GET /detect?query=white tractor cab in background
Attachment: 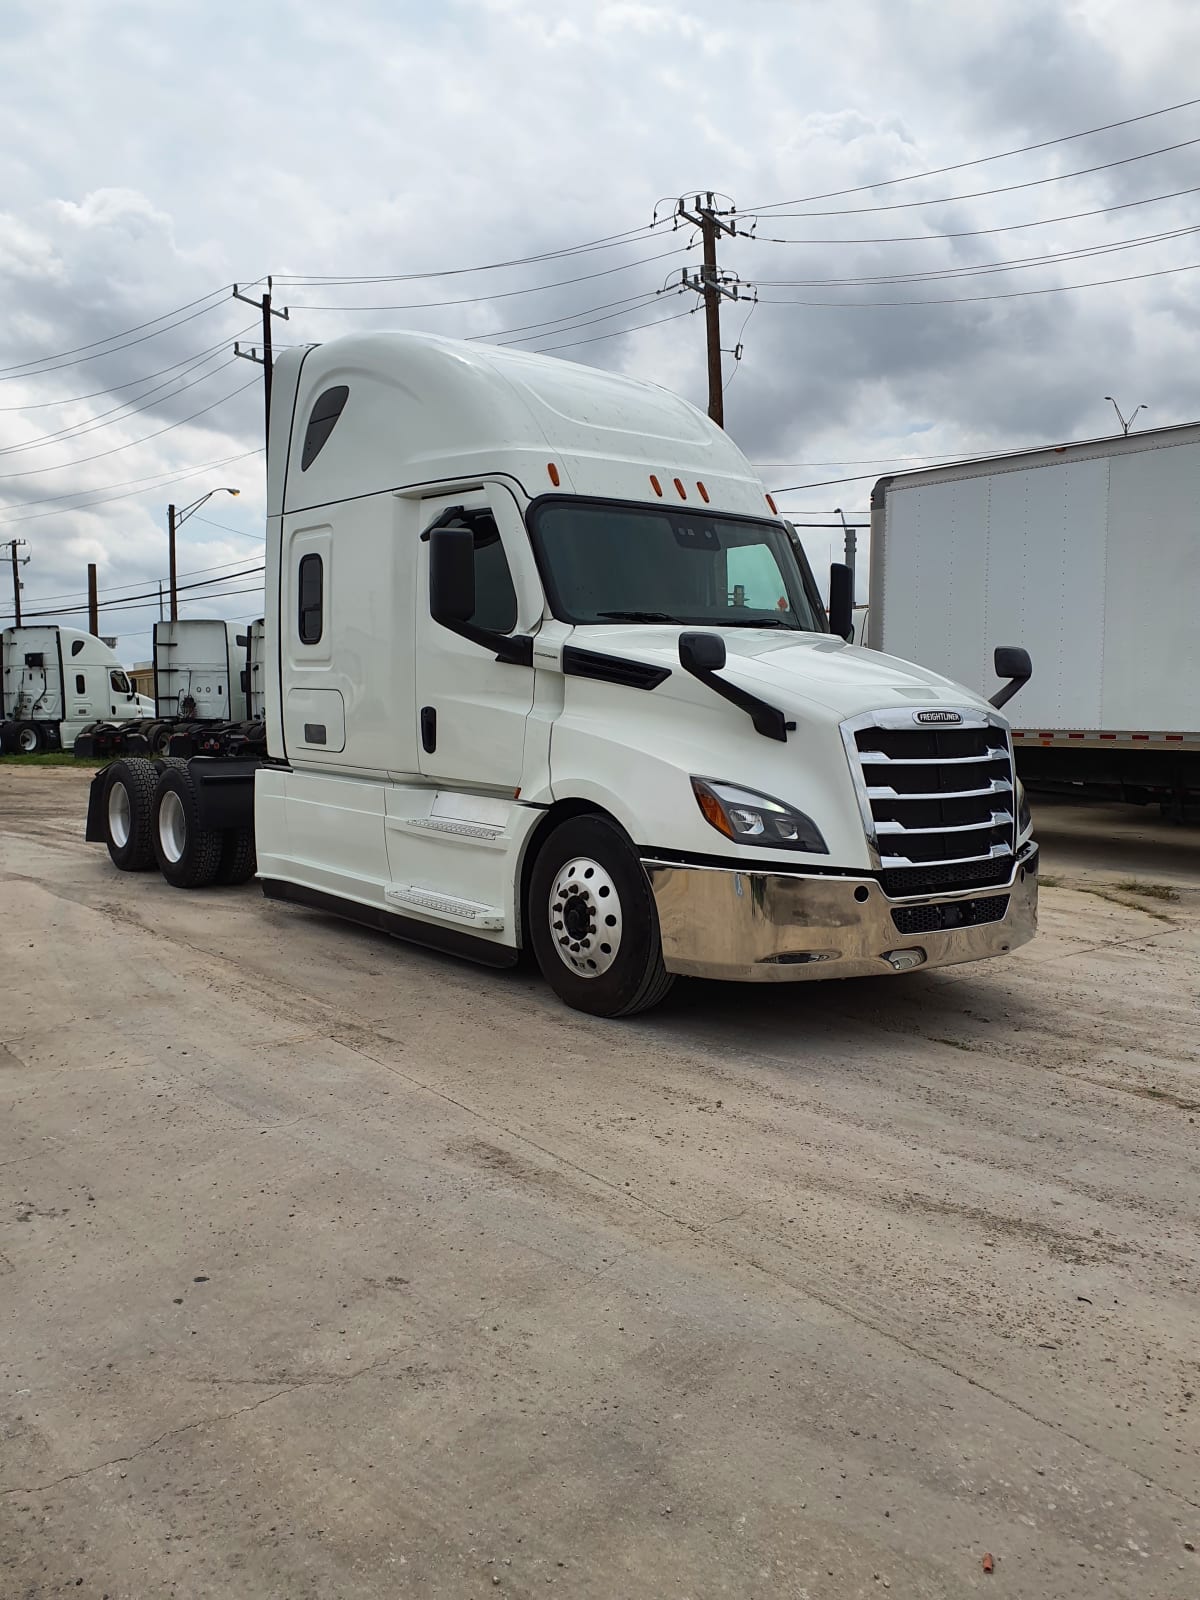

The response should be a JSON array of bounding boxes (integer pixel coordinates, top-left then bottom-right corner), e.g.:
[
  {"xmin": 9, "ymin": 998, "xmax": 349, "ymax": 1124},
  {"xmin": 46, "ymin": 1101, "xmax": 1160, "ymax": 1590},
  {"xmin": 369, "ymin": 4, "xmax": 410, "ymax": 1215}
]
[
  {"xmin": 246, "ymin": 618, "xmax": 266, "ymax": 722},
  {"xmin": 1, "ymin": 626, "xmax": 152, "ymax": 755},
  {"xmin": 86, "ymin": 331, "xmax": 1038, "ymax": 1017},
  {"xmin": 74, "ymin": 617, "xmax": 267, "ymax": 761}
]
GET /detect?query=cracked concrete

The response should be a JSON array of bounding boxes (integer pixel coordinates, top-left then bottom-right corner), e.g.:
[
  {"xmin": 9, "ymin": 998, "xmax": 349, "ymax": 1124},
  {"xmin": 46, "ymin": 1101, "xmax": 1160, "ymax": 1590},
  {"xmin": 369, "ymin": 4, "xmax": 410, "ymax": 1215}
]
[{"xmin": 1, "ymin": 768, "xmax": 1198, "ymax": 1599}]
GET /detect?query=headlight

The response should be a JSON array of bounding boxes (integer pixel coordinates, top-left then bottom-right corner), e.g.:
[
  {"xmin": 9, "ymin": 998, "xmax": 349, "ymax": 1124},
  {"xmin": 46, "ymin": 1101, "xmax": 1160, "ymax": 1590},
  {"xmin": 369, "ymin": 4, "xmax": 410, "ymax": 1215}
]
[
  {"xmin": 1016, "ymin": 776, "xmax": 1031, "ymax": 836},
  {"xmin": 691, "ymin": 776, "xmax": 828, "ymax": 853}
]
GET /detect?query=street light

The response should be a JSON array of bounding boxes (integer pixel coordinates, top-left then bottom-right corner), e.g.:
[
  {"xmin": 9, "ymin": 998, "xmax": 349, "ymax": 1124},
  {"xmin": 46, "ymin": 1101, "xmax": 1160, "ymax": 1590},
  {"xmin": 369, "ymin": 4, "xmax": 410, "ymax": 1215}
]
[
  {"xmin": 1104, "ymin": 397, "xmax": 1148, "ymax": 437},
  {"xmin": 167, "ymin": 488, "xmax": 241, "ymax": 621}
]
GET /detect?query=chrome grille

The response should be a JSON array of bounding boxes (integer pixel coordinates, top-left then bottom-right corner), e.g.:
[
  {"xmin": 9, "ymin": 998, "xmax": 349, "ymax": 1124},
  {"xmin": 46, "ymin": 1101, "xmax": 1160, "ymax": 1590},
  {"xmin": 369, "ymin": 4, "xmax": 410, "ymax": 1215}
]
[{"xmin": 843, "ymin": 710, "xmax": 1017, "ymax": 877}]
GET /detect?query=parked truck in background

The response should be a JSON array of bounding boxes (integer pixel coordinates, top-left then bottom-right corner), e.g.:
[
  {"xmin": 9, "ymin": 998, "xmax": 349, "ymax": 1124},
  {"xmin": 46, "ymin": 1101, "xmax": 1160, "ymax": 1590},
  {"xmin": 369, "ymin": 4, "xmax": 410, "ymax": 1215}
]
[
  {"xmin": 75, "ymin": 617, "xmax": 266, "ymax": 760},
  {"xmin": 868, "ymin": 423, "xmax": 1200, "ymax": 815},
  {"xmin": 84, "ymin": 330, "xmax": 1038, "ymax": 1016},
  {"xmin": 1, "ymin": 625, "xmax": 153, "ymax": 754}
]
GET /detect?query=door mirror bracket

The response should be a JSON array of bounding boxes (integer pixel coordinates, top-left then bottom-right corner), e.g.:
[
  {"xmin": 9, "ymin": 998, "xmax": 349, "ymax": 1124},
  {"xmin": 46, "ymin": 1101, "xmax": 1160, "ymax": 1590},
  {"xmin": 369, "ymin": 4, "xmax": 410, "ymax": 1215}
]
[{"xmin": 427, "ymin": 521, "xmax": 533, "ymax": 666}]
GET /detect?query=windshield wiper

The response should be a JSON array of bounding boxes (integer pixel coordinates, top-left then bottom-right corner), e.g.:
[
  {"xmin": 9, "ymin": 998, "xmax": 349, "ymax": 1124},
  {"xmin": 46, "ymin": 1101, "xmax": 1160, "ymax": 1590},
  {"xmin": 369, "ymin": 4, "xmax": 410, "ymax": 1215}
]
[
  {"xmin": 721, "ymin": 616, "xmax": 800, "ymax": 629},
  {"xmin": 595, "ymin": 609, "xmax": 682, "ymax": 623}
]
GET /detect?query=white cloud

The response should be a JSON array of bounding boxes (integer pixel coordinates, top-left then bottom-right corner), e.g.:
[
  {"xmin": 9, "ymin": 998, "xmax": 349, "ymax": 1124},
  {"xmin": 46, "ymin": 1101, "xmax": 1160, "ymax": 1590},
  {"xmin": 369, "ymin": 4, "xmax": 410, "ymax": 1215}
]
[{"xmin": 0, "ymin": 0, "xmax": 1197, "ymax": 650}]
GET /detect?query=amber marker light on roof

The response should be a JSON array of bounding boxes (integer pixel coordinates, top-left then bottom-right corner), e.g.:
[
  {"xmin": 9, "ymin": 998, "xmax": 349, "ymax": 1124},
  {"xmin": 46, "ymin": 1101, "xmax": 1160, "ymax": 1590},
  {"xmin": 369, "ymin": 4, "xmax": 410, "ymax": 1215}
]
[
  {"xmin": 696, "ymin": 481, "xmax": 710, "ymax": 503},
  {"xmin": 674, "ymin": 477, "xmax": 687, "ymax": 499},
  {"xmin": 765, "ymin": 494, "xmax": 778, "ymax": 514},
  {"xmin": 650, "ymin": 474, "xmax": 663, "ymax": 496},
  {"xmin": 547, "ymin": 462, "xmax": 560, "ymax": 485}
]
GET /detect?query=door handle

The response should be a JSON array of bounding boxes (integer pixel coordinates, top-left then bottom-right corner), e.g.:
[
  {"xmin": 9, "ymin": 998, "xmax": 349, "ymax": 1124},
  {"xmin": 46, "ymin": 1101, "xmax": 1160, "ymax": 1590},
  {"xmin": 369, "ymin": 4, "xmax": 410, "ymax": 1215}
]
[{"xmin": 420, "ymin": 705, "xmax": 437, "ymax": 754}]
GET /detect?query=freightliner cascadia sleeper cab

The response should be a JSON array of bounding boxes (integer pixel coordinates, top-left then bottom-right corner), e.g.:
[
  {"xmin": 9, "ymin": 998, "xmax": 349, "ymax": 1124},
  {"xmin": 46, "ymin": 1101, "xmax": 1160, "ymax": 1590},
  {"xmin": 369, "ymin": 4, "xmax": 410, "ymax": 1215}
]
[{"xmin": 86, "ymin": 332, "xmax": 1037, "ymax": 1016}]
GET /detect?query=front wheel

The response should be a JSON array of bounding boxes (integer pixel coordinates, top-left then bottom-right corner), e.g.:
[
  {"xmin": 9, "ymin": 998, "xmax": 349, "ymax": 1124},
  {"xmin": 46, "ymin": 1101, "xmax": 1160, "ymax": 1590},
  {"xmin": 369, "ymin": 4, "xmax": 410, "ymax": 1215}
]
[
  {"xmin": 15, "ymin": 723, "xmax": 45, "ymax": 755},
  {"xmin": 528, "ymin": 815, "xmax": 675, "ymax": 1018}
]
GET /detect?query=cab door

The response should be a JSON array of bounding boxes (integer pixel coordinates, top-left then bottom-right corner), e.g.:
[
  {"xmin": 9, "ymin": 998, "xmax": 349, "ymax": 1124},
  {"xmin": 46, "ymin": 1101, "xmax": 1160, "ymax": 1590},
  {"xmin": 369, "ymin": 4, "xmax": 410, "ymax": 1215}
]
[{"xmin": 413, "ymin": 488, "xmax": 536, "ymax": 792}]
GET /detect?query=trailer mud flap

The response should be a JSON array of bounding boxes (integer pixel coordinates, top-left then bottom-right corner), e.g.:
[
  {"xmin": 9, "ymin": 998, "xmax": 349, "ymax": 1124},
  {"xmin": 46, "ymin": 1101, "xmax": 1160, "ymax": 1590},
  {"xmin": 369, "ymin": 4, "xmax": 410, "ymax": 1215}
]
[{"xmin": 85, "ymin": 768, "xmax": 110, "ymax": 842}]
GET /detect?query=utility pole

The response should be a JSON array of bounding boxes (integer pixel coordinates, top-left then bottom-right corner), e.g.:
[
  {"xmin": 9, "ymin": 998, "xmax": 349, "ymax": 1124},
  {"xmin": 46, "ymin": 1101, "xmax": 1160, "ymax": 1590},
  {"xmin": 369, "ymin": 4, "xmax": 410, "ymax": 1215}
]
[
  {"xmin": 158, "ymin": 580, "xmax": 164, "ymax": 622},
  {"xmin": 675, "ymin": 193, "xmax": 747, "ymax": 428},
  {"xmin": 87, "ymin": 563, "xmax": 99, "ymax": 637},
  {"xmin": 167, "ymin": 503, "xmax": 179, "ymax": 622},
  {"xmin": 4, "ymin": 538, "xmax": 28, "ymax": 625},
  {"xmin": 234, "ymin": 276, "xmax": 290, "ymax": 444}
]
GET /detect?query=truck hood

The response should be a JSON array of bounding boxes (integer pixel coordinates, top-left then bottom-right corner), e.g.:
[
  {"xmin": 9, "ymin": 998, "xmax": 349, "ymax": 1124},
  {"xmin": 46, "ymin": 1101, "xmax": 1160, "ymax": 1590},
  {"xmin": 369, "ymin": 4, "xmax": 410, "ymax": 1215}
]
[{"xmin": 570, "ymin": 625, "xmax": 997, "ymax": 723}]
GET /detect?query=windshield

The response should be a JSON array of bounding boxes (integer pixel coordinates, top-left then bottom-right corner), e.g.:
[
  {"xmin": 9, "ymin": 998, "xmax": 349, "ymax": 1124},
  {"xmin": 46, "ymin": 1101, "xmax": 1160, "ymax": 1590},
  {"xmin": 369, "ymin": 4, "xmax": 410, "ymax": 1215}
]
[{"xmin": 529, "ymin": 500, "xmax": 825, "ymax": 632}]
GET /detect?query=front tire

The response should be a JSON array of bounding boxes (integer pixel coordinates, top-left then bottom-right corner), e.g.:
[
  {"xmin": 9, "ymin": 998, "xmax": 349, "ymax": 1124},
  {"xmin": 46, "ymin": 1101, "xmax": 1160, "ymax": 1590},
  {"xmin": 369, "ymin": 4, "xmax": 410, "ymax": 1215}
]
[
  {"xmin": 152, "ymin": 767, "xmax": 223, "ymax": 888},
  {"xmin": 15, "ymin": 723, "xmax": 45, "ymax": 755},
  {"xmin": 528, "ymin": 815, "xmax": 674, "ymax": 1018},
  {"xmin": 102, "ymin": 758, "xmax": 159, "ymax": 870}
]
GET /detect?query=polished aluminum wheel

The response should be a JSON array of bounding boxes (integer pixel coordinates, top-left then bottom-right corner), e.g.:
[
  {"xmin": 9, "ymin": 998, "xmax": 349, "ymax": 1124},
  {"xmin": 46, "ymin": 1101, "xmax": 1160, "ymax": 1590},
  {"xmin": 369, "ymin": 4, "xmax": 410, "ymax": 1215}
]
[
  {"xmin": 548, "ymin": 856, "xmax": 623, "ymax": 977},
  {"xmin": 158, "ymin": 789, "xmax": 187, "ymax": 864},
  {"xmin": 107, "ymin": 781, "xmax": 131, "ymax": 848}
]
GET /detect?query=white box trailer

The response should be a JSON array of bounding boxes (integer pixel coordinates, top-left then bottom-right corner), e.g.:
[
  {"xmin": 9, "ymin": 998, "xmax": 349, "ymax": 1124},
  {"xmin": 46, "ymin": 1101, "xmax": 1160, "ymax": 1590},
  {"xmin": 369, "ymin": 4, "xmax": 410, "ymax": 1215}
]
[
  {"xmin": 1, "ymin": 626, "xmax": 152, "ymax": 754},
  {"xmin": 84, "ymin": 330, "xmax": 1038, "ymax": 1017},
  {"xmin": 868, "ymin": 423, "xmax": 1200, "ymax": 811}
]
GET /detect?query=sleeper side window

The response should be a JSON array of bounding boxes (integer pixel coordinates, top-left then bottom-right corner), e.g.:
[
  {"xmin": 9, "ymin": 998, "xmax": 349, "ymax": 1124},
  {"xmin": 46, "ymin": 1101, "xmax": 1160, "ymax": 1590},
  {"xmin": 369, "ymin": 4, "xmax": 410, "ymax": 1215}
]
[
  {"xmin": 470, "ymin": 516, "xmax": 518, "ymax": 634},
  {"xmin": 298, "ymin": 553, "xmax": 323, "ymax": 643},
  {"xmin": 75, "ymin": 674, "xmax": 86, "ymax": 694},
  {"xmin": 300, "ymin": 385, "xmax": 350, "ymax": 470}
]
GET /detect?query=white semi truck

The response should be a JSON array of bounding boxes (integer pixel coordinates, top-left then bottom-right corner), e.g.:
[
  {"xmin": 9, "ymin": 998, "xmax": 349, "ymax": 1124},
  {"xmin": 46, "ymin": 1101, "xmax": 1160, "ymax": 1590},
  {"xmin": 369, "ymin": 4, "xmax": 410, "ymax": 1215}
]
[
  {"xmin": 868, "ymin": 423, "xmax": 1200, "ymax": 814},
  {"xmin": 85, "ymin": 331, "xmax": 1038, "ymax": 1016},
  {"xmin": 1, "ymin": 625, "xmax": 153, "ymax": 754},
  {"xmin": 75, "ymin": 617, "xmax": 267, "ymax": 761}
]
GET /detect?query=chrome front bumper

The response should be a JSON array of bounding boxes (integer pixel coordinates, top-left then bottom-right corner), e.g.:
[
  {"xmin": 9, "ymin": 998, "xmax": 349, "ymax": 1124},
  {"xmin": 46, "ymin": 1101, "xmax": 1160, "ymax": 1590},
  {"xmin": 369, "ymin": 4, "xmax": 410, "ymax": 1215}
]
[{"xmin": 643, "ymin": 843, "xmax": 1038, "ymax": 983}]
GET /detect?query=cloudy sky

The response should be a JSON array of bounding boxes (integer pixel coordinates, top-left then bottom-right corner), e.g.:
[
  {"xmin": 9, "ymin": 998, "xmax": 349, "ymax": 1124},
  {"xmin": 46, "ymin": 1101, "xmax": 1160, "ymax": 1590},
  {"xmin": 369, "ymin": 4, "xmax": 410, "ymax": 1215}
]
[{"xmin": 2, "ymin": 0, "xmax": 1197, "ymax": 657}]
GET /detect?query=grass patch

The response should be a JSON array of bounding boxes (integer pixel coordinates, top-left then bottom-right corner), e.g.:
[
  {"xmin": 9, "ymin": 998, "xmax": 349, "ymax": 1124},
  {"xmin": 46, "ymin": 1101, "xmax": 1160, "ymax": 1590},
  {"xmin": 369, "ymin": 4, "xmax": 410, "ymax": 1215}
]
[
  {"xmin": 1113, "ymin": 879, "xmax": 1179, "ymax": 903},
  {"xmin": 1, "ymin": 752, "xmax": 104, "ymax": 768}
]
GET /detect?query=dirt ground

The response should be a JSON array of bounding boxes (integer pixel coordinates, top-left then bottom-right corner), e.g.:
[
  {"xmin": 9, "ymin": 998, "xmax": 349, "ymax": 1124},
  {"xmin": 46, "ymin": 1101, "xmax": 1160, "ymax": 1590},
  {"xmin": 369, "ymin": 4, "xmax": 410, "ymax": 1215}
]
[{"xmin": 1, "ymin": 765, "xmax": 1197, "ymax": 1600}]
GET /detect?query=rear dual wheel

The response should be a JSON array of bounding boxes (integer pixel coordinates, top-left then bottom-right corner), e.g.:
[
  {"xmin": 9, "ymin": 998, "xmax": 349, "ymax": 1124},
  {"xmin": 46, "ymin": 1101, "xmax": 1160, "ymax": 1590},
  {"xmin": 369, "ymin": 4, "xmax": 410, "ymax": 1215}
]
[
  {"xmin": 151, "ymin": 766, "xmax": 256, "ymax": 888},
  {"xmin": 102, "ymin": 758, "xmax": 159, "ymax": 870}
]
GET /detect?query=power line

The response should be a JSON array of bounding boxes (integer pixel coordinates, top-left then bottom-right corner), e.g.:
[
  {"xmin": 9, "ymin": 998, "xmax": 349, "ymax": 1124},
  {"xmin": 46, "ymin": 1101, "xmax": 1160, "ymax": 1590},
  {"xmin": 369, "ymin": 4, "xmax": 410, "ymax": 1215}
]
[
  {"xmin": 287, "ymin": 245, "xmax": 691, "ymax": 312},
  {"xmin": 0, "ymin": 353, "xmax": 240, "ymax": 459},
  {"xmin": 528, "ymin": 304, "xmax": 696, "ymax": 354},
  {"xmin": 273, "ymin": 223, "xmax": 671, "ymax": 286},
  {"xmin": 0, "ymin": 328, "xmax": 256, "ymax": 412},
  {"xmin": 0, "ymin": 446, "xmax": 262, "ymax": 525},
  {"xmin": 494, "ymin": 292, "xmax": 683, "ymax": 348},
  {"xmin": 16, "ymin": 552, "xmax": 268, "ymax": 610},
  {"xmin": 0, "ymin": 285, "xmax": 236, "ymax": 376},
  {"xmin": 192, "ymin": 513, "xmax": 264, "ymax": 541},
  {"xmin": 471, "ymin": 290, "xmax": 665, "ymax": 343},
  {"xmin": 740, "ymin": 133, "xmax": 1200, "ymax": 220},
  {"xmin": 743, "ymin": 95, "xmax": 1200, "ymax": 212},
  {"xmin": 4, "ymin": 569, "xmax": 264, "ymax": 625},
  {"xmin": 752, "ymin": 182, "xmax": 1200, "ymax": 246},
  {"xmin": 758, "ymin": 255, "xmax": 1200, "ymax": 308},
  {"xmin": 751, "ymin": 221, "xmax": 1200, "ymax": 289},
  {"xmin": 0, "ymin": 376, "xmax": 260, "ymax": 482}
]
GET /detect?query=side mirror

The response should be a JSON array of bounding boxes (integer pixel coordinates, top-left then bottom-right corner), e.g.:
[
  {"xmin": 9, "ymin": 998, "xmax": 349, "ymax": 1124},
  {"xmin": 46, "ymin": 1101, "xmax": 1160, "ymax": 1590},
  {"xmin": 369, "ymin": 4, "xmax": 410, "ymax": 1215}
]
[
  {"xmin": 828, "ymin": 562, "xmax": 854, "ymax": 641},
  {"xmin": 990, "ymin": 645, "xmax": 1032, "ymax": 710},
  {"xmin": 678, "ymin": 631, "xmax": 727, "ymax": 674},
  {"xmin": 429, "ymin": 525, "xmax": 475, "ymax": 625}
]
